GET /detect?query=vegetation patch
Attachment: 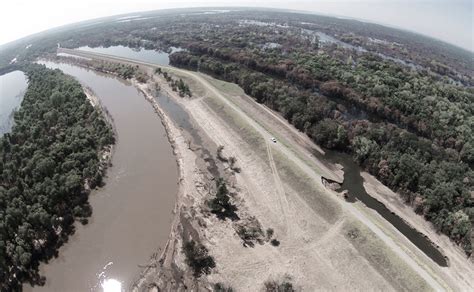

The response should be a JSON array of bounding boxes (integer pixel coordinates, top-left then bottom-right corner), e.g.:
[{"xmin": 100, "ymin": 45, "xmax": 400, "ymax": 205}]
[
  {"xmin": 213, "ymin": 282, "xmax": 234, "ymax": 292},
  {"xmin": 234, "ymin": 216, "xmax": 266, "ymax": 247},
  {"xmin": 182, "ymin": 240, "xmax": 216, "ymax": 277},
  {"xmin": 216, "ymin": 145, "xmax": 241, "ymax": 173},
  {"xmin": 163, "ymin": 67, "xmax": 206, "ymax": 97},
  {"xmin": 155, "ymin": 67, "xmax": 192, "ymax": 97},
  {"xmin": 216, "ymin": 145, "xmax": 229, "ymax": 162},
  {"xmin": 264, "ymin": 276, "xmax": 296, "ymax": 292},
  {"xmin": 0, "ymin": 64, "xmax": 114, "ymax": 290},
  {"xmin": 134, "ymin": 70, "xmax": 150, "ymax": 83},
  {"xmin": 208, "ymin": 178, "xmax": 239, "ymax": 221},
  {"xmin": 266, "ymin": 228, "xmax": 280, "ymax": 246}
]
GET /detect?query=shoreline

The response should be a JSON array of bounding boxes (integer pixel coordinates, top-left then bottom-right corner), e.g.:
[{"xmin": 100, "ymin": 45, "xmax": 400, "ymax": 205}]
[
  {"xmin": 82, "ymin": 86, "xmax": 116, "ymax": 189},
  {"xmin": 18, "ymin": 66, "xmax": 117, "ymax": 291},
  {"xmin": 130, "ymin": 79, "xmax": 202, "ymax": 290},
  {"xmin": 39, "ymin": 56, "xmax": 197, "ymax": 289},
  {"xmin": 82, "ymin": 71, "xmax": 192, "ymax": 290}
]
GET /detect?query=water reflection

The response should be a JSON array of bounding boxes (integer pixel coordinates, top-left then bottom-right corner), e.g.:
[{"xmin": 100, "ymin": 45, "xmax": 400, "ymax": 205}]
[
  {"xmin": 76, "ymin": 45, "xmax": 183, "ymax": 66},
  {"xmin": 101, "ymin": 279, "xmax": 122, "ymax": 292},
  {"xmin": 0, "ymin": 70, "xmax": 28, "ymax": 135}
]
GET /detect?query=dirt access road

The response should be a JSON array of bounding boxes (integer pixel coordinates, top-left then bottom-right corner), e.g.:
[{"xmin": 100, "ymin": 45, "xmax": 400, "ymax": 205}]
[{"xmin": 59, "ymin": 48, "xmax": 473, "ymax": 291}]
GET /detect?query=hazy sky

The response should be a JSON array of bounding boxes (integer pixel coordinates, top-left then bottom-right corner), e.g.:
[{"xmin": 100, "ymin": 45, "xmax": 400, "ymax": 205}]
[{"xmin": 1, "ymin": 0, "xmax": 472, "ymax": 51}]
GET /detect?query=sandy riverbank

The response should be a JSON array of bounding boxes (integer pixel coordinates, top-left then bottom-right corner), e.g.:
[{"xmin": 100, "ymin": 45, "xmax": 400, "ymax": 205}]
[
  {"xmin": 50, "ymin": 50, "xmax": 473, "ymax": 291},
  {"xmin": 128, "ymin": 69, "xmax": 439, "ymax": 291}
]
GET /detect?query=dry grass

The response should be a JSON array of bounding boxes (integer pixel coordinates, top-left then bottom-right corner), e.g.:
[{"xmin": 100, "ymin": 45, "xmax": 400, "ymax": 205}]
[
  {"xmin": 342, "ymin": 219, "xmax": 431, "ymax": 292},
  {"xmin": 199, "ymin": 73, "xmax": 245, "ymax": 96},
  {"xmin": 204, "ymin": 95, "xmax": 269, "ymax": 164},
  {"xmin": 272, "ymin": 149, "xmax": 342, "ymax": 224}
]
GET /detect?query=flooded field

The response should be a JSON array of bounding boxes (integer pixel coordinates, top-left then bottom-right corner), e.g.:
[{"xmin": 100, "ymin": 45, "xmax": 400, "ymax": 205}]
[
  {"xmin": 26, "ymin": 61, "xmax": 178, "ymax": 291},
  {"xmin": 0, "ymin": 70, "xmax": 28, "ymax": 135}
]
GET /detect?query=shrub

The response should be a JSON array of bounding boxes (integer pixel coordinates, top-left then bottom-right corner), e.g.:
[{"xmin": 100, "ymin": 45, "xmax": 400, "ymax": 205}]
[
  {"xmin": 264, "ymin": 279, "xmax": 296, "ymax": 292},
  {"xmin": 213, "ymin": 282, "xmax": 234, "ymax": 292},
  {"xmin": 183, "ymin": 240, "xmax": 216, "ymax": 277},
  {"xmin": 208, "ymin": 178, "xmax": 239, "ymax": 221}
]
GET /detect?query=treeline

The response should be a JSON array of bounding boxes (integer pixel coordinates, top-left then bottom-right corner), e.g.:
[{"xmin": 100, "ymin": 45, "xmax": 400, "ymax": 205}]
[
  {"xmin": 172, "ymin": 45, "xmax": 473, "ymax": 154},
  {"xmin": 0, "ymin": 64, "xmax": 114, "ymax": 289},
  {"xmin": 0, "ymin": 9, "xmax": 471, "ymax": 87},
  {"xmin": 170, "ymin": 51, "xmax": 473, "ymax": 255}
]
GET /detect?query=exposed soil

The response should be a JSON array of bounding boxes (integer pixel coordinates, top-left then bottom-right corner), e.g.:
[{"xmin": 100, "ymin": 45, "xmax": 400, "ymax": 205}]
[
  {"xmin": 130, "ymin": 70, "xmax": 437, "ymax": 291},
  {"xmin": 57, "ymin": 49, "xmax": 474, "ymax": 292}
]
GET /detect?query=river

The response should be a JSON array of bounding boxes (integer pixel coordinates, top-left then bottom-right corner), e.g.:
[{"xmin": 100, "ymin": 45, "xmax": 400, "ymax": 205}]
[
  {"xmin": 61, "ymin": 44, "xmax": 450, "ymax": 266},
  {"xmin": 0, "ymin": 70, "xmax": 28, "ymax": 135},
  {"xmin": 25, "ymin": 61, "xmax": 178, "ymax": 291}
]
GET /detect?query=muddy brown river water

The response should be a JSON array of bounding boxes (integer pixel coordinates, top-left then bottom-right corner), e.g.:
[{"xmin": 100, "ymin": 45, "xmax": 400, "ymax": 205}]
[
  {"xmin": 0, "ymin": 70, "xmax": 28, "ymax": 135},
  {"xmin": 25, "ymin": 62, "xmax": 178, "ymax": 291}
]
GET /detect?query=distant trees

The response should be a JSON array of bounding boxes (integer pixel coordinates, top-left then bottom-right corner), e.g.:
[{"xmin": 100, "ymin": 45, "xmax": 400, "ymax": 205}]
[{"xmin": 0, "ymin": 64, "xmax": 114, "ymax": 289}]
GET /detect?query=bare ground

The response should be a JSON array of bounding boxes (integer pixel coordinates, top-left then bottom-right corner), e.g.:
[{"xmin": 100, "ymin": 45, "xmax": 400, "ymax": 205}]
[
  {"xmin": 57, "ymin": 49, "xmax": 473, "ymax": 291},
  {"xmin": 134, "ymin": 70, "xmax": 437, "ymax": 291}
]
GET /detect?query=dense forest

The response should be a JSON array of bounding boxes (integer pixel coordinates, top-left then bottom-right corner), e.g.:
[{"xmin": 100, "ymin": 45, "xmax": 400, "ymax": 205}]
[
  {"xmin": 0, "ymin": 8, "xmax": 472, "ymax": 255},
  {"xmin": 0, "ymin": 64, "xmax": 114, "ymax": 289}
]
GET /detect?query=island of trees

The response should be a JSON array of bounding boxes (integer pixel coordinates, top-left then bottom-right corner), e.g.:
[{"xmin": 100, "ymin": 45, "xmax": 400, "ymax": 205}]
[{"xmin": 0, "ymin": 64, "xmax": 114, "ymax": 290}]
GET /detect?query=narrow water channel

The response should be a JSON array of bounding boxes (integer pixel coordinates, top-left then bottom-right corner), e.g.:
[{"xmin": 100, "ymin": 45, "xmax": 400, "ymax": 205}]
[
  {"xmin": 26, "ymin": 61, "xmax": 178, "ymax": 291},
  {"xmin": 153, "ymin": 91, "xmax": 220, "ymax": 177},
  {"xmin": 322, "ymin": 150, "xmax": 448, "ymax": 266}
]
